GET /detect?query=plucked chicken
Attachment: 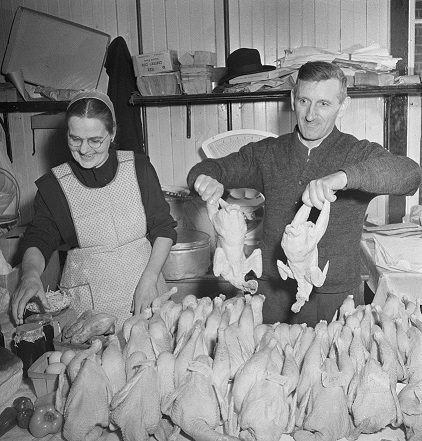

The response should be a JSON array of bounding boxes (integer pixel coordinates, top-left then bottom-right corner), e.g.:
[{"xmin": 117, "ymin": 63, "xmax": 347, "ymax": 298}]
[
  {"xmin": 63, "ymin": 354, "xmax": 113, "ymax": 441},
  {"xmin": 110, "ymin": 360, "xmax": 161, "ymax": 441},
  {"xmin": 207, "ymin": 199, "xmax": 262, "ymax": 293},
  {"xmin": 239, "ymin": 373, "xmax": 295, "ymax": 441},
  {"xmin": 293, "ymin": 357, "xmax": 352, "ymax": 441},
  {"xmin": 398, "ymin": 325, "xmax": 422, "ymax": 441},
  {"xmin": 232, "ymin": 338, "xmax": 278, "ymax": 413},
  {"xmin": 398, "ymin": 380, "xmax": 422, "ymax": 441},
  {"xmin": 164, "ymin": 354, "xmax": 241, "ymax": 441},
  {"xmin": 277, "ymin": 200, "xmax": 330, "ymax": 313},
  {"xmin": 101, "ymin": 335, "xmax": 126, "ymax": 396},
  {"xmin": 349, "ymin": 356, "xmax": 400, "ymax": 437}
]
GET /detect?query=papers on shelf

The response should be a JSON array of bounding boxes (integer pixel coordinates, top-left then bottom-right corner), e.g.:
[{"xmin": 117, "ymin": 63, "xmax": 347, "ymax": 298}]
[
  {"xmin": 277, "ymin": 44, "xmax": 400, "ymax": 73},
  {"xmin": 229, "ymin": 67, "xmax": 297, "ymax": 84},
  {"xmin": 363, "ymin": 222, "xmax": 422, "ymax": 236}
]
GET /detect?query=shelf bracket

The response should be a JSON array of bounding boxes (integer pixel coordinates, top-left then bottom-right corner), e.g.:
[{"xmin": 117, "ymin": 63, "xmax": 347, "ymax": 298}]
[
  {"xmin": 226, "ymin": 103, "xmax": 232, "ymax": 131},
  {"xmin": 0, "ymin": 113, "xmax": 12, "ymax": 162},
  {"xmin": 141, "ymin": 106, "xmax": 149, "ymax": 155},
  {"xmin": 186, "ymin": 103, "xmax": 191, "ymax": 138}
]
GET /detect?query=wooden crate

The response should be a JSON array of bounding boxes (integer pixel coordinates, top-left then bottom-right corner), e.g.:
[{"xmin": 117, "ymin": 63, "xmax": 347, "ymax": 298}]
[{"xmin": 136, "ymin": 72, "xmax": 182, "ymax": 96}]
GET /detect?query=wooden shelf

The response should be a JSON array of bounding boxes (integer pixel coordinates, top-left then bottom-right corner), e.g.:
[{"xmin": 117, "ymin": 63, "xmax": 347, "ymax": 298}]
[
  {"xmin": 129, "ymin": 84, "xmax": 422, "ymax": 107},
  {"xmin": 1, "ymin": 84, "xmax": 421, "ymax": 113},
  {"xmin": 1, "ymin": 83, "xmax": 421, "ymax": 158},
  {"xmin": 0, "ymin": 100, "xmax": 68, "ymax": 113}
]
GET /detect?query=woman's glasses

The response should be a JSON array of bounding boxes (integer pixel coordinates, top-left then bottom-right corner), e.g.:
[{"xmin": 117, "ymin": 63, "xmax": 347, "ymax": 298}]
[{"xmin": 67, "ymin": 132, "xmax": 110, "ymax": 150}]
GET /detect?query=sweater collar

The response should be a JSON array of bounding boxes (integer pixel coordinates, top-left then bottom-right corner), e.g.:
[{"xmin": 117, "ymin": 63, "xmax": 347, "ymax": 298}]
[{"xmin": 294, "ymin": 125, "xmax": 341, "ymax": 152}]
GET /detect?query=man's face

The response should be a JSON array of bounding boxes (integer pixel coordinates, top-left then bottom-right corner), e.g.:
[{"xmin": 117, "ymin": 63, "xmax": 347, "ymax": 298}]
[{"xmin": 291, "ymin": 78, "xmax": 350, "ymax": 148}]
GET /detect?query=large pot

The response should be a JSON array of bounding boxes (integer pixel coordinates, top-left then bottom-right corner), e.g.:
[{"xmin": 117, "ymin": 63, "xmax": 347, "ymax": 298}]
[{"xmin": 162, "ymin": 228, "xmax": 211, "ymax": 280}]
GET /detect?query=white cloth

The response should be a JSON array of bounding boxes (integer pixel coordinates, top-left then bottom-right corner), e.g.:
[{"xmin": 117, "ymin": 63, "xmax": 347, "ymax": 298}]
[
  {"xmin": 373, "ymin": 272, "xmax": 422, "ymax": 306},
  {"xmin": 361, "ymin": 232, "xmax": 422, "ymax": 306},
  {"xmin": 373, "ymin": 234, "xmax": 422, "ymax": 273},
  {"xmin": 54, "ymin": 151, "xmax": 167, "ymax": 328}
]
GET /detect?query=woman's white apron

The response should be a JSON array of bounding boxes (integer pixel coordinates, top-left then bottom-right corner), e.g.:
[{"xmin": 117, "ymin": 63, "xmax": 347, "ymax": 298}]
[{"xmin": 53, "ymin": 150, "xmax": 167, "ymax": 328}]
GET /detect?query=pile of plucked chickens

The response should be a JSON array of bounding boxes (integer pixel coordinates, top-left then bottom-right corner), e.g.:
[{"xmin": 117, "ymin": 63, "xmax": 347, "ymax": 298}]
[{"xmin": 55, "ymin": 288, "xmax": 422, "ymax": 441}]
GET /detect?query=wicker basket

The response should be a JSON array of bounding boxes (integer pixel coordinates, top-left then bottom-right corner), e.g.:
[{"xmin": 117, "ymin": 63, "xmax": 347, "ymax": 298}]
[
  {"xmin": 0, "ymin": 168, "xmax": 20, "ymax": 225},
  {"xmin": 201, "ymin": 129, "xmax": 278, "ymax": 159}
]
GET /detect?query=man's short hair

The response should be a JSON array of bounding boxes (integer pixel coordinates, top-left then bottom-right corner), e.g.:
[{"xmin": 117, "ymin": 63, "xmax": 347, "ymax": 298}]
[{"xmin": 294, "ymin": 61, "xmax": 348, "ymax": 102}]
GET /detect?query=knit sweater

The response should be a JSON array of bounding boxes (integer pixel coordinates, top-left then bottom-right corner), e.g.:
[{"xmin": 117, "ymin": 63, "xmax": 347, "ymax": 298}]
[{"xmin": 187, "ymin": 126, "xmax": 421, "ymax": 293}]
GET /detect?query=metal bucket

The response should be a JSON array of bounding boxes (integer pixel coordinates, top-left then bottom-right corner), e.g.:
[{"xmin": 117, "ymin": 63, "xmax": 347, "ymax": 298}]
[{"xmin": 162, "ymin": 228, "xmax": 211, "ymax": 280}]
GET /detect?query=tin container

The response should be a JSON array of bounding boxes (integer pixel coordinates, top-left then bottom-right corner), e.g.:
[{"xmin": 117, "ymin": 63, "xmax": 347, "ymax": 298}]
[{"xmin": 162, "ymin": 228, "xmax": 211, "ymax": 280}]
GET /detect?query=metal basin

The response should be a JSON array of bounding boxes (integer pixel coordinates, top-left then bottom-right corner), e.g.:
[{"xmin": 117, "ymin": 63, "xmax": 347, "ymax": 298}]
[{"xmin": 162, "ymin": 228, "xmax": 211, "ymax": 280}]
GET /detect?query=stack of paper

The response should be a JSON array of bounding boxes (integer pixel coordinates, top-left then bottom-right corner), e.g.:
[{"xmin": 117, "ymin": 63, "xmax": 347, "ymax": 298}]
[
  {"xmin": 276, "ymin": 44, "xmax": 400, "ymax": 76},
  {"xmin": 277, "ymin": 46, "xmax": 340, "ymax": 68},
  {"xmin": 229, "ymin": 67, "xmax": 297, "ymax": 85},
  {"xmin": 336, "ymin": 44, "xmax": 401, "ymax": 71}
]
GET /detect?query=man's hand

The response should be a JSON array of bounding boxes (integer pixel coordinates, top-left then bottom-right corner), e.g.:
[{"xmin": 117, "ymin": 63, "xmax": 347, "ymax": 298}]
[
  {"xmin": 194, "ymin": 174, "xmax": 224, "ymax": 205},
  {"xmin": 302, "ymin": 171, "xmax": 347, "ymax": 210}
]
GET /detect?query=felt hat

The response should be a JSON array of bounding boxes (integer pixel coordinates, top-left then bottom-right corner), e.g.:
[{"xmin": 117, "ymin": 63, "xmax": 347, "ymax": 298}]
[{"xmin": 218, "ymin": 48, "xmax": 276, "ymax": 85}]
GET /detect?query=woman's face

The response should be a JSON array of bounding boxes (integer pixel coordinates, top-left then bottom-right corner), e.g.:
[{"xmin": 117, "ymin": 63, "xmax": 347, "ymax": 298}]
[{"xmin": 67, "ymin": 116, "xmax": 112, "ymax": 168}]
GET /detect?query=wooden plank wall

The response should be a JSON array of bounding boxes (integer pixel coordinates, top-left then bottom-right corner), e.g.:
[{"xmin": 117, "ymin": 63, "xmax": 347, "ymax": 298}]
[
  {"xmin": 139, "ymin": 0, "xmax": 392, "ymax": 223},
  {"xmin": 0, "ymin": 0, "xmax": 403, "ymax": 226}
]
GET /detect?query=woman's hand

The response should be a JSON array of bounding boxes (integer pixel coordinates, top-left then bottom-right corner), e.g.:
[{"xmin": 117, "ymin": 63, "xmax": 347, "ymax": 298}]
[
  {"xmin": 131, "ymin": 236, "xmax": 173, "ymax": 315},
  {"xmin": 11, "ymin": 247, "xmax": 47, "ymax": 325},
  {"xmin": 132, "ymin": 269, "xmax": 159, "ymax": 315},
  {"xmin": 302, "ymin": 171, "xmax": 348, "ymax": 210},
  {"xmin": 12, "ymin": 272, "xmax": 46, "ymax": 325},
  {"xmin": 194, "ymin": 174, "xmax": 224, "ymax": 205}
]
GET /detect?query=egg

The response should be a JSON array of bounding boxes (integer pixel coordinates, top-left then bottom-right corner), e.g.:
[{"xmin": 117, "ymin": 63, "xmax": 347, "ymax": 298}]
[
  {"xmin": 45, "ymin": 362, "xmax": 66, "ymax": 375},
  {"xmin": 60, "ymin": 349, "xmax": 77, "ymax": 366},
  {"xmin": 48, "ymin": 351, "xmax": 63, "ymax": 364}
]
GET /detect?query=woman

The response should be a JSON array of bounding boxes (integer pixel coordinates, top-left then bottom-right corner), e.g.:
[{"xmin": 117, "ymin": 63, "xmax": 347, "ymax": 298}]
[{"xmin": 11, "ymin": 90, "xmax": 177, "ymax": 329}]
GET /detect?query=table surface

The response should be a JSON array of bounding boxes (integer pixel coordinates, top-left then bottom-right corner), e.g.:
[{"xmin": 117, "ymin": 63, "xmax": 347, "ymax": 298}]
[
  {"xmin": 0, "ymin": 259, "xmax": 408, "ymax": 441},
  {"xmin": 0, "ymin": 378, "xmax": 406, "ymax": 441}
]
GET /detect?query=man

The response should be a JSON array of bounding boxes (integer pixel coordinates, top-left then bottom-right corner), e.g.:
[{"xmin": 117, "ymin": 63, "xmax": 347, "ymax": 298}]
[{"xmin": 187, "ymin": 61, "xmax": 421, "ymax": 326}]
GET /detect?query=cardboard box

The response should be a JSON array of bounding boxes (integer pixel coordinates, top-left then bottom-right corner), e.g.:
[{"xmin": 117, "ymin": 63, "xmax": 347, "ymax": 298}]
[
  {"xmin": 0, "ymin": 83, "xmax": 19, "ymax": 102},
  {"xmin": 132, "ymin": 50, "xmax": 179, "ymax": 76},
  {"xmin": 193, "ymin": 51, "xmax": 217, "ymax": 66},
  {"xmin": 179, "ymin": 52, "xmax": 195, "ymax": 66},
  {"xmin": 354, "ymin": 71, "xmax": 395, "ymax": 86}
]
